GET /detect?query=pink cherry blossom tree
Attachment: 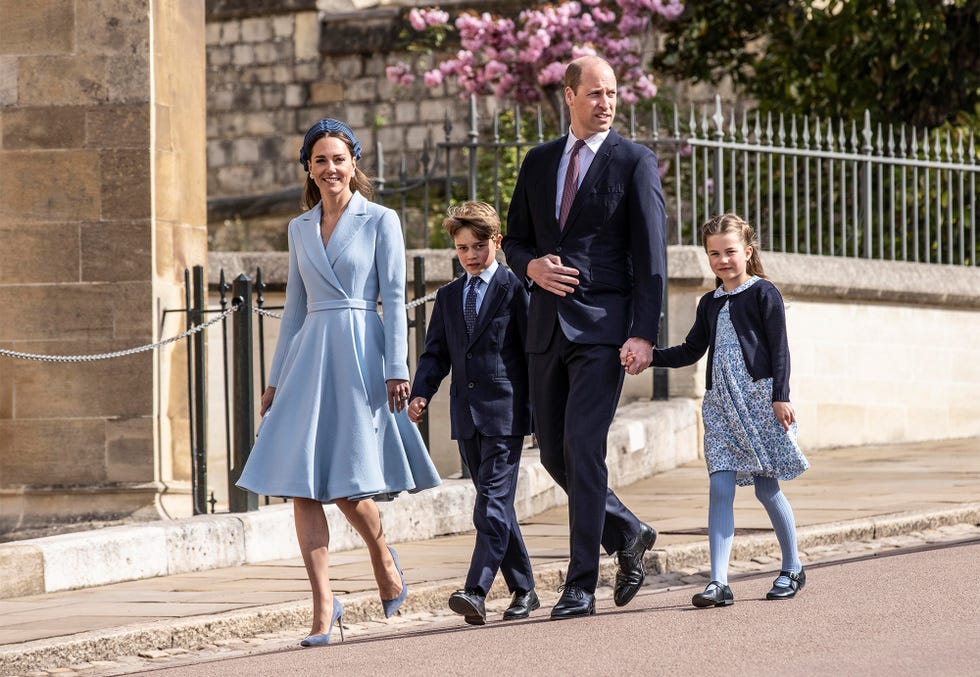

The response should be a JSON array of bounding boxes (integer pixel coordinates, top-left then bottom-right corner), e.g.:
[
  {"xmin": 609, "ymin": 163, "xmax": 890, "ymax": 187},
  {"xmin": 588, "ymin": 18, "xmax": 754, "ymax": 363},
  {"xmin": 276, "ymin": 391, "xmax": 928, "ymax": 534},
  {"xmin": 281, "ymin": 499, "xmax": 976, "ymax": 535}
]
[{"xmin": 386, "ymin": 0, "xmax": 685, "ymax": 118}]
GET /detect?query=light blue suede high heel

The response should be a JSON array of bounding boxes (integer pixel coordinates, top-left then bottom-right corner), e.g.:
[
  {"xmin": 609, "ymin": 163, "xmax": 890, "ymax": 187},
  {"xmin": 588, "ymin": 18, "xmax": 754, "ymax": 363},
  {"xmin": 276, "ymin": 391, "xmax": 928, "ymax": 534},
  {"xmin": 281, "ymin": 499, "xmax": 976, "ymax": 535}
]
[
  {"xmin": 300, "ymin": 597, "xmax": 345, "ymax": 647},
  {"xmin": 381, "ymin": 545, "xmax": 407, "ymax": 618}
]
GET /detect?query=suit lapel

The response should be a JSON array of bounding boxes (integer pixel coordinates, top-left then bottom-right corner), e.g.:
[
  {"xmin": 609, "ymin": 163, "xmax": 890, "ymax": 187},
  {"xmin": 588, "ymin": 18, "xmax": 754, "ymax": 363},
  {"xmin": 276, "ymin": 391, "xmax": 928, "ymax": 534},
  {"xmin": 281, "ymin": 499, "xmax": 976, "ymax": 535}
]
[
  {"xmin": 445, "ymin": 276, "xmax": 468, "ymax": 345},
  {"xmin": 559, "ymin": 130, "xmax": 619, "ymax": 240}
]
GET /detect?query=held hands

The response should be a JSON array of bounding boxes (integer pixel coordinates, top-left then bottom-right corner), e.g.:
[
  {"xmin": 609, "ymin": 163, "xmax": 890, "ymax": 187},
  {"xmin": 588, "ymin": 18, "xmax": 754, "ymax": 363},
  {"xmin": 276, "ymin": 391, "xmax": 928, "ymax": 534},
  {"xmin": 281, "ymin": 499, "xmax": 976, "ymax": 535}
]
[
  {"xmin": 619, "ymin": 338, "xmax": 653, "ymax": 376},
  {"xmin": 407, "ymin": 396, "xmax": 428, "ymax": 423},
  {"xmin": 526, "ymin": 254, "xmax": 579, "ymax": 296},
  {"xmin": 387, "ymin": 379, "xmax": 410, "ymax": 413},
  {"xmin": 773, "ymin": 401, "xmax": 796, "ymax": 431},
  {"xmin": 259, "ymin": 386, "xmax": 276, "ymax": 416}
]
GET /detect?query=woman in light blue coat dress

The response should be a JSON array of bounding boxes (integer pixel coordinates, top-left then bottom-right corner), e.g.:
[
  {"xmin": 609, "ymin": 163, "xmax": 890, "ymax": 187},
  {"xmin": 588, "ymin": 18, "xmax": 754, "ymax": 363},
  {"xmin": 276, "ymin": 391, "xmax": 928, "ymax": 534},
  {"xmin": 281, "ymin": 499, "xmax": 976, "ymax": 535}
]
[{"xmin": 236, "ymin": 119, "xmax": 441, "ymax": 647}]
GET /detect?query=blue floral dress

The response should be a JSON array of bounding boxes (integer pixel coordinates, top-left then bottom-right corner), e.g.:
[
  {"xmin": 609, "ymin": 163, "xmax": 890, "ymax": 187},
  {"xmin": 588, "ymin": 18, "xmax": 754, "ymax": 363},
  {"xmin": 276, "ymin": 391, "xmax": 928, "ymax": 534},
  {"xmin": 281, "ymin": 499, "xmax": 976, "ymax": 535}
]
[{"xmin": 702, "ymin": 277, "xmax": 809, "ymax": 486}]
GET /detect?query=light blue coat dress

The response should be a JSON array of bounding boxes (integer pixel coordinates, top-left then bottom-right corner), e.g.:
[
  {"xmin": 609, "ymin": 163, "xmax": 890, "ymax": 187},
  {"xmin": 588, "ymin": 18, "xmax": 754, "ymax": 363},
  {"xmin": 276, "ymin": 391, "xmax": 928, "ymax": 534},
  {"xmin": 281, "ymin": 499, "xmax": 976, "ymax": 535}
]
[{"xmin": 236, "ymin": 191, "xmax": 441, "ymax": 502}]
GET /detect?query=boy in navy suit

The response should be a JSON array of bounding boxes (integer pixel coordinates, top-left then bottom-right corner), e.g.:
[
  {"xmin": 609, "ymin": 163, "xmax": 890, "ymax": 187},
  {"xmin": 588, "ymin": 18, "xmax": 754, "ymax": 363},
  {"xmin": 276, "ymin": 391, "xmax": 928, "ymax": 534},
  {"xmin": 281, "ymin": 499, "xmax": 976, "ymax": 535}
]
[{"xmin": 408, "ymin": 201, "xmax": 538, "ymax": 625}]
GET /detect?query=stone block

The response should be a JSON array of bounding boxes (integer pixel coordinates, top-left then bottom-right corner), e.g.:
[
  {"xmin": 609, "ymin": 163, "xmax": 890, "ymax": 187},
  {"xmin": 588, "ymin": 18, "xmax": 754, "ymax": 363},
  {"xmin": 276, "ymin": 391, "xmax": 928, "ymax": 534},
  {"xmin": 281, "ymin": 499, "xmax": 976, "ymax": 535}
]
[
  {"xmin": 0, "ymin": 0, "xmax": 74, "ymax": 55},
  {"xmin": 0, "ymin": 419, "xmax": 107, "ymax": 485},
  {"xmin": 309, "ymin": 82, "xmax": 343, "ymax": 105},
  {"xmin": 232, "ymin": 44, "xmax": 254, "ymax": 67},
  {"xmin": 105, "ymin": 417, "xmax": 155, "ymax": 483},
  {"xmin": 80, "ymin": 221, "xmax": 151, "ymax": 283},
  {"xmin": 238, "ymin": 503, "xmax": 300, "ymax": 563},
  {"xmin": 220, "ymin": 20, "xmax": 241, "ymax": 45},
  {"xmin": 240, "ymin": 16, "xmax": 273, "ymax": 43},
  {"xmin": 0, "ymin": 223, "xmax": 80, "ymax": 284},
  {"xmin": 107, "ymin": 281, "xmax": 154, "ymax": 339},
  {"xmin": 85, "ymin": 104, "xmax": 150, "ymax": 149},
  {"xmin": 36, "ymin": 523, "xmax": 169, "ymax": 592},
  {"xmin": 0, "ymin": 284, "xmax": 114, "ymax": 341},
  {"xmin": 7, "ymin": 351, "xmax": 152, "ymax": 419},
  {"xmin": 0, "ymin": 545, "xmax": 44, "ymax": 597},
  {"xmin": 2, "ymin": 107, "xmax": 86, "ymax": 149},
  {"xmin": 100, "ymin": 149, "xmax": 151, "ymax": 220},
  {"xmin": 0, "ymin": 150, "xmax": 101, "ymax": 222},
  {"xmin": 164, "ymin": 515, "xmax": 245, "ymax": 574},
  {"xmin": 293, "ymin": 12, "xmax": 319, "ymax": 61},
  {"xmin": 19, "ymin": 55, "xmax": 108, "ymax": 106},
  {"xmin": 76, "ymin": 0, "xmax": 150, "ymax": 56},
  {"xmin": 106, "ymin": 54, "xmax": 150, "ymax": 105},
  {"xmin": 0, "ymin": 56, "xmax": 16, "ymax": 106}
]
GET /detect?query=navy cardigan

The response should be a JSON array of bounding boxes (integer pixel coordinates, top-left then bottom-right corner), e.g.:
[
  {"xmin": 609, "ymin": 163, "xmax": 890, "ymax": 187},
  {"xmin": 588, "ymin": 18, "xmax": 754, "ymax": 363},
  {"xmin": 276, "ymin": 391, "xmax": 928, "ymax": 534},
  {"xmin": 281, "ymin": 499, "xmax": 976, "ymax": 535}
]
[{"xmin": 652, "ymin": 278, "xmax": 792, "ymax": 402}]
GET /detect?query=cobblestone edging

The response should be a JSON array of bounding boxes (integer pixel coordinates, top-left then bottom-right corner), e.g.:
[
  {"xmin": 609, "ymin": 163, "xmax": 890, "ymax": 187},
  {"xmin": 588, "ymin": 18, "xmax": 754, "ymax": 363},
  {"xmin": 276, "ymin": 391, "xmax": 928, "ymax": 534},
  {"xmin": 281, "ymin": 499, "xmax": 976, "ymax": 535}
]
[{"xmin": 3, "ymin": 508, "xmax": 978, "ymax": 676}]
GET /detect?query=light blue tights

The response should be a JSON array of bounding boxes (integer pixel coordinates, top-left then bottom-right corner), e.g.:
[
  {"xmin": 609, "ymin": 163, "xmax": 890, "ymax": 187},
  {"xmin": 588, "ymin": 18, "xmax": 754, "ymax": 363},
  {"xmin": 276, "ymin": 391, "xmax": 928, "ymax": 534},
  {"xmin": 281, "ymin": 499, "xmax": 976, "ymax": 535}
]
[{"xmin": 708, "ymin": 470, "xmax": 801, "ymax": 586}]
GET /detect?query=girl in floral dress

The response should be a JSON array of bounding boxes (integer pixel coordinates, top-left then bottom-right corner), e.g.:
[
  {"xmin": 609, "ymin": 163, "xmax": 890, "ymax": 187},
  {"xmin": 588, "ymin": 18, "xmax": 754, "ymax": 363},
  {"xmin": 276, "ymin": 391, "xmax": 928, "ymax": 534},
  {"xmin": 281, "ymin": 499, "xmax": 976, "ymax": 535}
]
[{"xmin": 651, "ymin": 213, "xmax": 809, "ymax": 608}]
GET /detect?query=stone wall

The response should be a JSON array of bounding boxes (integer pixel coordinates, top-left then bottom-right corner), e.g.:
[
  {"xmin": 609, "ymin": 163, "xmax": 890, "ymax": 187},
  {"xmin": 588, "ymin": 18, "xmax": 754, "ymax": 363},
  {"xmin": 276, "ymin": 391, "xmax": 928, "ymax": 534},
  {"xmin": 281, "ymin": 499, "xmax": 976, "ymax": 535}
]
[{"xmin": 0, "ymin": 1, "xmax": 207, "ymax": 533}]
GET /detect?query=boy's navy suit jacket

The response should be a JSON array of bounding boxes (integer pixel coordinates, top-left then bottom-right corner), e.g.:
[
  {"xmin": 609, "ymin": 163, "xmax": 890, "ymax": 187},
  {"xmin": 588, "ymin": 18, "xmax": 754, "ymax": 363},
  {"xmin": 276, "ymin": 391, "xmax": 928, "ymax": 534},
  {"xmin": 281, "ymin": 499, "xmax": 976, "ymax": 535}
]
[{"xmin": 410, "ymin": 264, "xmax": 531, "ymax": 440}]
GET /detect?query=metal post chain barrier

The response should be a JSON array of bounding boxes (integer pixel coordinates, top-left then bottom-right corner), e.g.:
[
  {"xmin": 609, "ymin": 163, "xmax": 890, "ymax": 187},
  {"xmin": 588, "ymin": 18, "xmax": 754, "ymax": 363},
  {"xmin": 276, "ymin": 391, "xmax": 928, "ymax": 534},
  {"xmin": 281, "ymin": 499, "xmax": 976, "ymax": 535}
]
[
  {"xmin": 0, "ymin": 291, "xmax": 439, "ymax": 362},
  {"xmin": 0, "ymin": 305, "xmax": 239, "ymax": 362}
]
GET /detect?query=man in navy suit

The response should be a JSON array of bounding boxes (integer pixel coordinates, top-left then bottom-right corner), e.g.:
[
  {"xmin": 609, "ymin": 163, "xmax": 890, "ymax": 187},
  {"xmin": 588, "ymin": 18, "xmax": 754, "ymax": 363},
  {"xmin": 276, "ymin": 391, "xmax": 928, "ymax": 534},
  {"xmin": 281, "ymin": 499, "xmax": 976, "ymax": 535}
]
[
  {"xmin": 502, "ymin": 55, "xmax": 667, "ymax": 619},
  {"xmin": 409, "ymin": 201, "xmax": 538, "ymax": 625}
]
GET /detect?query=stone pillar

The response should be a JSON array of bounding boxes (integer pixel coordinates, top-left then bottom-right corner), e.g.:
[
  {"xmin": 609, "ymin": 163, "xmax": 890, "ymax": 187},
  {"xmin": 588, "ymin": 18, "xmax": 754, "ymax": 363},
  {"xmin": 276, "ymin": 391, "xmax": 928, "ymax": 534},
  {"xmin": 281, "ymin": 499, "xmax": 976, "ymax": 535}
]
[{"xmin": 0, "ymin": 1, "xmax": 207, "ymax": 533}]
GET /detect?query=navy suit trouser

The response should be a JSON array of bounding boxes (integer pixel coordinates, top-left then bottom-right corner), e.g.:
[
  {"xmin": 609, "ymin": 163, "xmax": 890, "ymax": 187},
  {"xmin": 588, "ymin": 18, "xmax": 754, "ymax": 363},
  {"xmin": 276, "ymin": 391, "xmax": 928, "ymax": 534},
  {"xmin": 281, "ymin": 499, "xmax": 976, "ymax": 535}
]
[
  {"xmin": 528, "ymin": 320, "xmax": 644, "ymax": 593},
  {"xmin": 458, "ymin": 433, "xmax": 534, "ymax": 597}
]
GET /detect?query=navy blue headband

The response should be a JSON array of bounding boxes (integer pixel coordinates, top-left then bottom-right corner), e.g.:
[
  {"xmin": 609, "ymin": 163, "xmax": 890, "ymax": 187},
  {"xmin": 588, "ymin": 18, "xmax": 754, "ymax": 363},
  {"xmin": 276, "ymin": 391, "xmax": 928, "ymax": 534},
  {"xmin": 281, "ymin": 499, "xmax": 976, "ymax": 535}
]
[{"xmin": 299, "ymin": 118, "xmax": 362, "ymax": 170}]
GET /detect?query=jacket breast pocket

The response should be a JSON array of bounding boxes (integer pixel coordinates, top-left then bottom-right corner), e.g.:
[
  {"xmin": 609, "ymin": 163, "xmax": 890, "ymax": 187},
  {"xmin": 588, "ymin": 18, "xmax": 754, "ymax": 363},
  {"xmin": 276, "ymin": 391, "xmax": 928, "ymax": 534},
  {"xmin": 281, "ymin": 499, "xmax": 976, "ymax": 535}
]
[{"xmin": 590, "ymin": 264, "xmax": 630, "ymax": 293}]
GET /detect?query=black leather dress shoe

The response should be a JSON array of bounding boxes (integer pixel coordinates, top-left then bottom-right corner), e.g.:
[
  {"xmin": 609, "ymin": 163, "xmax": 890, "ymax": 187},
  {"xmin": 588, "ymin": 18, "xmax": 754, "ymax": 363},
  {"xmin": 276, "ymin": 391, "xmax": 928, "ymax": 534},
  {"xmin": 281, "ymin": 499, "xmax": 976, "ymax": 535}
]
[
  {"xmin": 613, "ymin": 523, "xmax": 658, "ymax": 607},
  {"xmin": 448, "ymin": 590, "xmax": 486, "ymax": 625},
  {"xmin": 692, "ymin": 581, "xmax": 734, "ymax": 608},
  {"xmin": 766, "ymin": 567, "xmax": 806, "ymax": 600},
  {"xmin": 550, "ymin": 585, "xmax": 595, "ymax": 619},
  {"xmin": 503, "ymin": 589, "xmax": 540, "ymax": 620}
]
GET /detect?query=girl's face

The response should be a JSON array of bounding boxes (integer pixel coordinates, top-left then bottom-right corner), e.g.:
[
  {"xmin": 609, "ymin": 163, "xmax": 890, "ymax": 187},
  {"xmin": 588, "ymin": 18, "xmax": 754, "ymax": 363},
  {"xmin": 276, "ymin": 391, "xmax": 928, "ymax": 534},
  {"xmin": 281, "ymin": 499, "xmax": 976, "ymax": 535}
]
[
  {"xmin": 309, "ymin": 136, "xmax": 355, "ymax": 201},
  {"xmin": 705, "ymin": 231, "xmax": 753, "ymax": 291}
]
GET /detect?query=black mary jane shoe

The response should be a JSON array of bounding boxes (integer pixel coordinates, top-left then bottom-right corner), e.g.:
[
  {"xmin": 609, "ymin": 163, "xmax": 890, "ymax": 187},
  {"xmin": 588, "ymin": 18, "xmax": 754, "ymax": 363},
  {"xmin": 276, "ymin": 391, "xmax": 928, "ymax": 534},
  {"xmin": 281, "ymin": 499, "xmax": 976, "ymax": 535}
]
[
  {"xmin": 766, "ymin": 568, "xmax": 806, "ymax": 600},
  {"xmin": 692, "ymin": 581, "xmax": 734, "ymax": 608}
]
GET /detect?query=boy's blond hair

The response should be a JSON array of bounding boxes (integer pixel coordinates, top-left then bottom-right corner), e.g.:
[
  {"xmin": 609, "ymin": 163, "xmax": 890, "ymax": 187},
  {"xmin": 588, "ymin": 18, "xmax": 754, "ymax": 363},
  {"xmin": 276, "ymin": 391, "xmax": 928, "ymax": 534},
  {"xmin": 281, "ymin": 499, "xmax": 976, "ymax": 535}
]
[{"xmin": 444, "ymin": 201, "xmax": 501, "ymax": 241}]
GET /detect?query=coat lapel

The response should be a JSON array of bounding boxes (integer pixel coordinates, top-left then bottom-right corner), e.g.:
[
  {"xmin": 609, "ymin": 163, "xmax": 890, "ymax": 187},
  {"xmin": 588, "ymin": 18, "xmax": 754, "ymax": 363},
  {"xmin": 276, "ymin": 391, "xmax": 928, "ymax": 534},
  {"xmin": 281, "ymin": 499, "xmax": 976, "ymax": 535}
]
[
  {"xmin": 326, "ymin": 190, "xmax": 371, "ymax": 265},
  {"xmin": 445, "ymin": 276, "xmax": 468, "ymax": 345},
  {"xmin": 295, "ymin": 203, "xmax": 346, "ymax": 294}
]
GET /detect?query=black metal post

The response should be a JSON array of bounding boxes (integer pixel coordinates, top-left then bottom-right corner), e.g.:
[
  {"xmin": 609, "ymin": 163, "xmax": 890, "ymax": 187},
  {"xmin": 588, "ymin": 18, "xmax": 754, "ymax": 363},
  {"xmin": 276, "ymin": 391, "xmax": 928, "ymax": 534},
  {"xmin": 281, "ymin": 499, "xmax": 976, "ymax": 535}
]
[
  {"xmin": 653, "ymin": 279, "xmax": 670, "ymax": 401},
  {"xmin": 191, "ymin": 265, "xmax": 209, "ymax": 514},
  {"xmin": 412, "ymin": 256, "xmax": 429, "ymax": 449},
  {"xmin": 229, "ymin": 274, "xmax": 258, "ymax": 512}
]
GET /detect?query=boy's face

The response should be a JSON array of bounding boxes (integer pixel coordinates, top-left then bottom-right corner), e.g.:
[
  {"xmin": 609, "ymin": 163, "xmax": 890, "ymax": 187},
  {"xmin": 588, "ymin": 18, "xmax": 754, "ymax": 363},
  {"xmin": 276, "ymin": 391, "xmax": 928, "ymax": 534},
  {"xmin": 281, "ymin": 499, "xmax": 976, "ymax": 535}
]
[{"xmin": 453, "ymin": 226, "xmax": 501, "ymax": 277}]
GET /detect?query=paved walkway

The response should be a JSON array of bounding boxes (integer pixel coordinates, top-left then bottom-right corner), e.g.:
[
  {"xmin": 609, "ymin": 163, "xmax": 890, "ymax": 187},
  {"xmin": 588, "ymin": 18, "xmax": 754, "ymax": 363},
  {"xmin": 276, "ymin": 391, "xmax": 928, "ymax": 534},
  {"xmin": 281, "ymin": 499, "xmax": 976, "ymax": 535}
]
[{"xmin": 1, "ymin": 437, "xmax": 978, "ymax": 675}]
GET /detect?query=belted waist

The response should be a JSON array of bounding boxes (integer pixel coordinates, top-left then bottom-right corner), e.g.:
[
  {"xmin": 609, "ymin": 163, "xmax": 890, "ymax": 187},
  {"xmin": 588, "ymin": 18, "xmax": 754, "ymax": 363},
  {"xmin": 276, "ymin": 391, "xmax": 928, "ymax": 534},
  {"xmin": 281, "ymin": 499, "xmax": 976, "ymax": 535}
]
[{"xmin": 307, "ymin": 299, "xmax": 378, "ymax": 312}]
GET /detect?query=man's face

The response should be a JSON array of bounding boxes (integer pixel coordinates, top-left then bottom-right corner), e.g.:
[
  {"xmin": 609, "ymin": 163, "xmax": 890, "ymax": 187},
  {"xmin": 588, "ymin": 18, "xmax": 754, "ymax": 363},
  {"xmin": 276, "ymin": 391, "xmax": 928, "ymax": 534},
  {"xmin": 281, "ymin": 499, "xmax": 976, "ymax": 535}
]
[{"xmin": 565, "ymin": 60, "xmax": 617, "ymax": 138}]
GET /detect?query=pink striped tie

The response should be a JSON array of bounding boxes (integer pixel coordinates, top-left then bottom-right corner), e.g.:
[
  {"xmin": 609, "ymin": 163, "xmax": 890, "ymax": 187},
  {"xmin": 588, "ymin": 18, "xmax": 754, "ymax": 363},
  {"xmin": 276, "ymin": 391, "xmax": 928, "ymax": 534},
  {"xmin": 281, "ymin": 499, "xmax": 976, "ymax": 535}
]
[{"xmin": 559, "ymin": 139, "xmax": 585, "ymax": 230}]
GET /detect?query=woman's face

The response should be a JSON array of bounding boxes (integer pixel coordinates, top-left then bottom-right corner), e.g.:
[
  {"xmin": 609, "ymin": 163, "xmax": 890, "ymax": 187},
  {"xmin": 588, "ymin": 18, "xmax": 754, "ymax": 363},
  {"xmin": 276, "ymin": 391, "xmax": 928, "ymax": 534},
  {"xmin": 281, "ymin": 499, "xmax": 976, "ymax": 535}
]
[{"xmin": 309, "ymin": 135, "xmax": 355, "ymax": 200}]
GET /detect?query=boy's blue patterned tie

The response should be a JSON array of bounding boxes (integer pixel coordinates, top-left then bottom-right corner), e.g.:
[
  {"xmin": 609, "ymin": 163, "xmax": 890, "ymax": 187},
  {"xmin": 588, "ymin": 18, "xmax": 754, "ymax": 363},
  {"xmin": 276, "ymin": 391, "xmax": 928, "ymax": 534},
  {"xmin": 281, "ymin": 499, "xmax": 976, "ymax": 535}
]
[{"xmin": 464, "ymin": 276, "xmax": 480, "ymax": 336}]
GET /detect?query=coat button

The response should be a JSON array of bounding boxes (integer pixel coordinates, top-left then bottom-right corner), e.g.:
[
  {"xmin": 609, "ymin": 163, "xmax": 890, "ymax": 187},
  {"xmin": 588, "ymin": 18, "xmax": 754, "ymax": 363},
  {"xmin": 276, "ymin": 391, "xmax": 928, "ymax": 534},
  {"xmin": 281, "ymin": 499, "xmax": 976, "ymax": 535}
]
[
  {"xmin": 466, "ymin": 353, "xmax": 473, "ymax": 359},
  {"xmin": 555, "ymin": 246, "xmax": 562, "ymax": 253},
  {"xmin": 467, "ymin": 382, "xmax": 475, "ymax": 389}
]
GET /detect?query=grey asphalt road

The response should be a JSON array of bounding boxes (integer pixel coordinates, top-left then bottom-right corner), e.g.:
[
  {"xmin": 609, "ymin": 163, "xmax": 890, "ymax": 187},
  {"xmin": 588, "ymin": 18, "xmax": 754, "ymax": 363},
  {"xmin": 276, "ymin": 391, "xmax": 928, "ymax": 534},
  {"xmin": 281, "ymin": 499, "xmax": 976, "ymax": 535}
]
[{"xmin": 143, "ymin": 540, "xmax": 980, "ymax": 677}]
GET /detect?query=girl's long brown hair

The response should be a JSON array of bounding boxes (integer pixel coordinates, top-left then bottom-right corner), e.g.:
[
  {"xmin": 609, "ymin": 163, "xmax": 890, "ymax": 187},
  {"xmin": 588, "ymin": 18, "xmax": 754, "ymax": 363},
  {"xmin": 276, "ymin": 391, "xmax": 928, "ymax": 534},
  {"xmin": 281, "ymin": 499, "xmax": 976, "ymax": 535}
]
[{"xmin": 700, "ymin": 213, "xmax": 766, "ymax": 288}]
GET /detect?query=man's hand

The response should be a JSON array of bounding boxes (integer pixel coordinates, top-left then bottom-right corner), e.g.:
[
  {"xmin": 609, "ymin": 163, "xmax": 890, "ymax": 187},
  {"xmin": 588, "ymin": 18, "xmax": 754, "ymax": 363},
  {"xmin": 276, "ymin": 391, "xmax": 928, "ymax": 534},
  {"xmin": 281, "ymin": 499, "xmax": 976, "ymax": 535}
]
[
  {"xmin": 619, "ymin": 338, "xmax": 653, "ymax": 375},
  {"xmin": 526, "ymin": 254, "xmax": 580, "ymax": 296}
]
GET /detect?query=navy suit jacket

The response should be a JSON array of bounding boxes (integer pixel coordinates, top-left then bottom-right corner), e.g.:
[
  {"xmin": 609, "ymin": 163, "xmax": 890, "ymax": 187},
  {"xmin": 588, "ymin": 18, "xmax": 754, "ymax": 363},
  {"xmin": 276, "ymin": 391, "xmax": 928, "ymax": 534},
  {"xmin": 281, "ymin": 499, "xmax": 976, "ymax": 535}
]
[
  {"xmin": 410, "ymin": 265, "xmax": 532, "ymax": 440},
  {"xmin": 503, "ymin": 129, "xmax": 667, "ymax": 352}
]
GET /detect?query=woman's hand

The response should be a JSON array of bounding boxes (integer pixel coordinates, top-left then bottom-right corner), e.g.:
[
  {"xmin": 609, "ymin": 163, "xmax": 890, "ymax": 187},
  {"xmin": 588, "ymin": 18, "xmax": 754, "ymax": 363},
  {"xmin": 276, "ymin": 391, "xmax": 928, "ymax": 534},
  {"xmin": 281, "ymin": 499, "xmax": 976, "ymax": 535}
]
[
  {"xmin": 387, "ymin": 379, "xmax": 410, "ymax": 413},
  {"xmin": 259, "ymin": 386, "xmax": 277, "ymax": 416},
  {"xmin": 773, "ymin": 401, "xmax": 796, "ymax": 432}
]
